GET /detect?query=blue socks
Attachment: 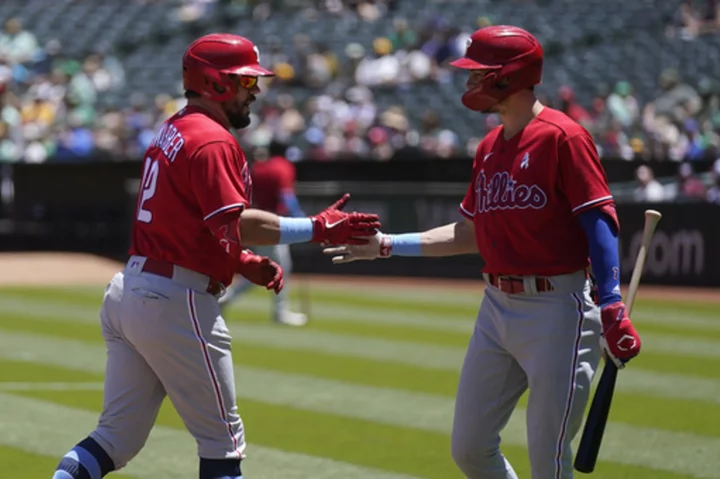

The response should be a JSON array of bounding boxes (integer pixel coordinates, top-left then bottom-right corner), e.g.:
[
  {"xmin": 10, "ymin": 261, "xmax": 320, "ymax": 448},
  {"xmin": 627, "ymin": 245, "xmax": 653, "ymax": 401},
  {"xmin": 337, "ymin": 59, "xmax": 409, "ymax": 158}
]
[
  {"xmin": 199, "ymin": 458, "xmax": 242, "ymax": 479},
  {"xmin": 52, "ymin": 437, "xmax": 114, "ymax": 479},
  {"xmin": 52, "ymin": 438, "xmax": 241, "ymax": 479}
]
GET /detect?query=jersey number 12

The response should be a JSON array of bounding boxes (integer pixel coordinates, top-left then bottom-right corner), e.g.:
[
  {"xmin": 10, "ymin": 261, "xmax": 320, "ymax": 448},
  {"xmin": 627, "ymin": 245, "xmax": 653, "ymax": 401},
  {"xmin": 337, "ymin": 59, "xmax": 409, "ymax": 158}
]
[{"xmin": 137, "ymin": 157, "xmax": 159, "ymax": 223}]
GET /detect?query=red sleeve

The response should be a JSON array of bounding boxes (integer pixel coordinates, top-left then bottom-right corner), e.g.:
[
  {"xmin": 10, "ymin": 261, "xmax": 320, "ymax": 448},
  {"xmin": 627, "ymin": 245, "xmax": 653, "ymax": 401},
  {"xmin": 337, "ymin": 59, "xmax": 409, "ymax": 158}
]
[
  {"xmin": 188, "ymin": 141, "xmax": 250, "ymax": 223},
  {"xmin": 558, "ymin": 132, "xmax": 618, "ymax": 227},
  {"xmin": 459, "ymin": 180, "xmax": 476, "ymax": 220},
  {"xmin": 277, "ymin": 161, "xmax": 296, "ymax": 193},
  {"xmin": 459, "ymin": 154, "xmax": 480, "ymax": 220}
]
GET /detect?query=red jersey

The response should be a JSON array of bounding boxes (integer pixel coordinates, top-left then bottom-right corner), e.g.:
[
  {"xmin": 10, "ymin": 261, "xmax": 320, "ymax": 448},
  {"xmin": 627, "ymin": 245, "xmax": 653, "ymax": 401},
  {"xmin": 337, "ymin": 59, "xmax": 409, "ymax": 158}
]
[
  {"xmin": 459, "ymin": 107, "xmax": 618, "ymax": 276},
  {"xmin": 129, "ymin": 106, "xmax": 252, "ymax": 286},
  {"xmin": 251, "ymin": 156, "xmax": 296, "ymax": 215}
]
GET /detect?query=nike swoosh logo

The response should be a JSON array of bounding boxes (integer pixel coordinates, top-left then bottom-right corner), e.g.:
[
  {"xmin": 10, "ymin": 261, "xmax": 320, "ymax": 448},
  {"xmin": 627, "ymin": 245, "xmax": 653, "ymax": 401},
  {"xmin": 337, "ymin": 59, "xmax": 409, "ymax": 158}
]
[
  {"xmin": 483, "ymin": 152, "xmax": 494, "ymax": 162},
  {"xmin": 325, "ymin": 218, "xmax": 346, "ymax": 228}
]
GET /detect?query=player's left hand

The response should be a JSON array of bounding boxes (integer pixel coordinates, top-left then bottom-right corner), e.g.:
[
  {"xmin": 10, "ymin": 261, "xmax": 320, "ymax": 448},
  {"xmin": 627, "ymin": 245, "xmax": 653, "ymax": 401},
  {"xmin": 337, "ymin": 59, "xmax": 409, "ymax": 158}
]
[
  {"xmin": 599, "ymin": 301, "xmax": 641, "ymax": 369},
  {"xmin": 237, "ymin": 250, "xmax": 284, "ymax": 294}
]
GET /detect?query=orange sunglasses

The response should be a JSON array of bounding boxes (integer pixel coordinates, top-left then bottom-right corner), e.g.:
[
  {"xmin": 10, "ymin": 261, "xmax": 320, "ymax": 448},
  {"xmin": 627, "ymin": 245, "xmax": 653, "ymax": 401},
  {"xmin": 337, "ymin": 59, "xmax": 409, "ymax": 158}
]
[{"xmin": 238, "ymin": 75, "xmax": 258, "ymax": 90}]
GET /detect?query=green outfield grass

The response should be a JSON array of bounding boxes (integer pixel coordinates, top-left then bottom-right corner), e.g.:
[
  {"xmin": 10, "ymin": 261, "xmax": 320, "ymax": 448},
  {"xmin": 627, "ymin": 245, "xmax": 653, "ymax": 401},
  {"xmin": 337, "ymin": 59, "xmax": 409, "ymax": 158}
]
[{"xmin": 0, "ymin": 279, "xmax": 718, "ymax": 479}]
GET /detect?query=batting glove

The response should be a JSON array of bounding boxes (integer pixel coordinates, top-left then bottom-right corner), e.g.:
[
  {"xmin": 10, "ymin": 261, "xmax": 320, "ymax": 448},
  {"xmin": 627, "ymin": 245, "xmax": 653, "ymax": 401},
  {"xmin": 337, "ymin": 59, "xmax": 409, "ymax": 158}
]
[
  {"xmin": 237, "ymin": 250, "xmax": 284, "ymax": 294},
  {"xmin": 309, "ymin": 194, "xmax": 382, "ymax": 246},
  {"xmin": 599, "ymin": 301, "xmax": 642, "ymax": 368}
]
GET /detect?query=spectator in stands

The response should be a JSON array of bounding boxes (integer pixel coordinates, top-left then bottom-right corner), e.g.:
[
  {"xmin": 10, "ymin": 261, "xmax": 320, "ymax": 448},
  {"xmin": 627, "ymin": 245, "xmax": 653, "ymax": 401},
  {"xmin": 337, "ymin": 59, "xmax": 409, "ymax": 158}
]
[
  {"xmin": 0, "ymin": 84, "xmax": 19, "ymax": 128},
  {"xmin": 0, "ymin": 18, "xmax": 40, "ymax": 67},
  {"xmin": 696, "ymin": 76, "xmax": 720, "ymax": 135},
  {"xmin": 287, "ymin": 33, "xmax": 314, "ymax": 87},
  {"xmin": 31, "ymin": 39, "xmax": 62, "ymax": 77},
  {"xmin": 666, "ymin": 0, "xmax": 702, "ymax": 39},
  {"xmin": 557, "ymin": 85, "xmax": 592, "ymax": 129},
  {"xmin": 52, "ymin": 112, "xmax": 94, "ymax": 162},
  {"xmin": 275, "ymin": 93, "xmax": 306, "ymax": 138},
  {"xmin": 586, "ymin": 88, "xmax": 612, "ymax": 147},
  {"xmin": 319, "ymin": 0, "xmax": 346, "ymax": 16},
  {"xmin": 606, "ymin": 81, "xmax": 640, "ymax": 129},
  {"xmin": 634, "ymin": 165, "xmax": 666, "ymax": 202},
  {"xmin": 20, "ymin": 90, "xmax": 55, "ymax": 142},
  {"xmin": 354, "ymin": 0, "xmax": 387, "ymax": 22},
  {"xmin": 681, "ymin": 117, "xmax": 707, "ymax": 160},
  {"xmin": 701, "ymin": 0, "xmax": 720, "ymax": 33},
  {"xmin": 344, "ymin": 85, "xmax": 376, "ymax": 131},
  {"xmin": 377, "ymin": 105, "xmax": 411, "ymax": 156},
  {"xmin": 340, "ymin": 42, "xmax": 365, "ymax": 84},
  {"xmin": 648, "ymin": 68, "xmax": 702, "ymax": 125},
  {"xmin": 388, "ymin": 18, "xmax": 418, "ymax": 51},
  {"xmin": 304, "ymin": 42, "xmax": 339, "ymax": 89},
  {"xmin": 0, "ymin": 121, "xmax": 20, "ymax": 162},
  {"xmin": 355, "ymin": 37, "xmax": 400, "ymax": 87},
  {"xmin": 82, "ymin": 53, "xmax": 123, "ymax": 94},
  {"xmin": 174, "ymin": 0, "xmax": 218, "ymax": 22},
  {"xmin": 670, "ymin": 161, "xmax": 708, "ymax": 201},
  {"xmin": 707, "ymin": 158, "xmax": 720, "ymax": 203}
]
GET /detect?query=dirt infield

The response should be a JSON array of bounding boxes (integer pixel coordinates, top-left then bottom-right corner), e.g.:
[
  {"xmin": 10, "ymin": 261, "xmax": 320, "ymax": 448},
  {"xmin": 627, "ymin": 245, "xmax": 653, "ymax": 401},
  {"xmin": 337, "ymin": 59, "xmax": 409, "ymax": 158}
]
[
  {"xmin": 0, "ymin": 252, "xmax": 717, "ymax": 302},
  {"xmin": 0, "ymin": 252, "xmax": 124, "ymax": 286}
]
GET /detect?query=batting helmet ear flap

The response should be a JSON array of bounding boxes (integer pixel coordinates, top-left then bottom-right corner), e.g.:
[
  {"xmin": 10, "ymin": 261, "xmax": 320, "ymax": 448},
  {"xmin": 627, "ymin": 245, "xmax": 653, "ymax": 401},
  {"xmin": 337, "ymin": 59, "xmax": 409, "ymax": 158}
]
[
  {"xmin": 184, "ymin": 62, "xmax": 238, "ymax": 103},
  {"xmin": 494, "ymin": 77, "xmax": 511, "ymax": 90},
  {"xmin": 182, "ymin": 33, "xmax": 272, "ymax": 103}
]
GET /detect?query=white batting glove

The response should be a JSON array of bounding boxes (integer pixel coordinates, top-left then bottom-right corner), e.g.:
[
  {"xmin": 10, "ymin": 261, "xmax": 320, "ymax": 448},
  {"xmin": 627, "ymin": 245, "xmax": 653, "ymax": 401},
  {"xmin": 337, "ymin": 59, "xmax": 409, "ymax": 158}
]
[{"xmin": 322, "ymin": 231, "xmax": 391, "ymax": 264}]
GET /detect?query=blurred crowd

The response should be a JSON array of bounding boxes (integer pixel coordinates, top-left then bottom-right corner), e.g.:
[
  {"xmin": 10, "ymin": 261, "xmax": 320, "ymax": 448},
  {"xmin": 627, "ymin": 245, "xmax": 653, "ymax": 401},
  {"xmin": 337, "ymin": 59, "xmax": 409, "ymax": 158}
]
[
  {"xmin": 0, "ymin": 0, "xmax": 720, "ymax": 202},
  {"xmin": 633, "ymin": 159, "xmax": 720, "ymax": 204},
  {"xmin": 0, "ymin": 17, "xmax": 133, "ymax": 163}
]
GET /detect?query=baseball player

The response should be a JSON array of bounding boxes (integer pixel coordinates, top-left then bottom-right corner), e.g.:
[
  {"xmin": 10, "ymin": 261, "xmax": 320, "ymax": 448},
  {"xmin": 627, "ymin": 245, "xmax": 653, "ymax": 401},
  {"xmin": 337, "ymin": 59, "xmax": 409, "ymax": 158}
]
[
  {"xmin": 324, "ymin": 25, "xmax": 642, "ymax": 479},
  {"xmin": 219, "ymin": 139, "xmax": 308, "ymax": 326},
  {"xmin": 50, "ymin": 33, "xmax": 380, "ymax": 479}
]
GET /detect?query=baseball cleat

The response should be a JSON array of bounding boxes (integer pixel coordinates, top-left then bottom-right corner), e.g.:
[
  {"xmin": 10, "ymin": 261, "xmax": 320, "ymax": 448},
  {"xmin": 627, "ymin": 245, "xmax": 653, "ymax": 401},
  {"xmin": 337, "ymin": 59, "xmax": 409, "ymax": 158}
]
[{"xmin": 274, "ymin": 311, "xmax": 308, "ymax": 327}]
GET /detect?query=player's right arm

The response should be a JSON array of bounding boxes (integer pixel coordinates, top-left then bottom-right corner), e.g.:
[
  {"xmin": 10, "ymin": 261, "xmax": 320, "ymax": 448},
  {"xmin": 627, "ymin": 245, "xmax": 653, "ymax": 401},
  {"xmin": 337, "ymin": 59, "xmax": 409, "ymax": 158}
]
[
  {"xmin": 323, "ymin": 219, "xmax": 477, "ymax": 264},
  {"xmin": 323, "ymin": 180, "xmax": 479, "ymax": 263},
  {"xmin": 190, "ymin": 142, "xmax": 380, "ymax": 259}
]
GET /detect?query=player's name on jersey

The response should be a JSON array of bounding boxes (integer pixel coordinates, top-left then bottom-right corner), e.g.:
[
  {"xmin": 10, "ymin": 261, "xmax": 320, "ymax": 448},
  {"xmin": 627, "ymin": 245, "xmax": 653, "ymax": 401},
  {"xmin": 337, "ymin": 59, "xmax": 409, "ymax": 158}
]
[{"xmin": 150, "ymin": 122, "xmax": 185, "ymax": 163}]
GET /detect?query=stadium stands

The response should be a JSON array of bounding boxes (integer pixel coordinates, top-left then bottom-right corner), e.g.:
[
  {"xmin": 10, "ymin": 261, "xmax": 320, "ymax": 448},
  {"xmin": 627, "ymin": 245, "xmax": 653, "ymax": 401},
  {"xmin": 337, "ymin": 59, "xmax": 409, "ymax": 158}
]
[{"xmin": 1, "ymin": 0, "xmax": 720, "ymax": 202}]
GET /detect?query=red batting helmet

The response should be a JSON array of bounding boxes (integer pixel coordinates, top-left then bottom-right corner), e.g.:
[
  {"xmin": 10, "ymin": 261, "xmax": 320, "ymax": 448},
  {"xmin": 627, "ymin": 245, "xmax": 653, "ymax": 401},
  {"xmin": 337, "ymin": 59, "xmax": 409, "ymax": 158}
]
[
  {"xmin": 450, "ymin": 25, "xmax": 543, "ymax": 111},
  {"xmin": 182, "ymin": 33, "xmax": 274, "ymax": 102}
]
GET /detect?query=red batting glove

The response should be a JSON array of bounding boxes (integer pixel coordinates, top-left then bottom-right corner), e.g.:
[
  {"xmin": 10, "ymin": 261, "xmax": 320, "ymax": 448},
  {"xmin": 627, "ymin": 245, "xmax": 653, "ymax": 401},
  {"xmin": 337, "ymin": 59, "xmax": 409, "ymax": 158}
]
[
  {"xmin": 600, "ymin": 301, "xmax": 641, "ymax": 369},
  {"xmin": 237, "ymin": 250, "xmax": 284, "ymax": 294},
  {"xmin": 309, "ymin": 193, "xmax": 382, "ymax": 245}
]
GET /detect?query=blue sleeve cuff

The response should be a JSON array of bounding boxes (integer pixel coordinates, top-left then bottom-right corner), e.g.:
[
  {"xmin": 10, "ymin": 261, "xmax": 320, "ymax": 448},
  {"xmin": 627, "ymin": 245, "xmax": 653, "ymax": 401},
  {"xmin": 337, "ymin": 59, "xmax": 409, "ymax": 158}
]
[
  {"xmin": 578, "ymin": 209, "xmax": 622, "ymax": 306},
  {"xmin": 278, "ymin": 217, "xmax": 313, "ymax": 244},
  {"xmin": 389, "ymin": 233, "xmax": 423, "ymax": 256}
]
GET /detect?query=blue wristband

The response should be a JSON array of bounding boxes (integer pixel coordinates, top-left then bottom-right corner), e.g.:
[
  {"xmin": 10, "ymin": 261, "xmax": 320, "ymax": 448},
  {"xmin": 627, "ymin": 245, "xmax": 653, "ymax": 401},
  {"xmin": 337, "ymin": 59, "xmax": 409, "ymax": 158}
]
[
  {"xmin": 278, "ymin": 217, "xmax": 313, "ymax": 244},
  {"xmin": 389, "ymin": 233, "xmax": 423, "ymax": 257}
]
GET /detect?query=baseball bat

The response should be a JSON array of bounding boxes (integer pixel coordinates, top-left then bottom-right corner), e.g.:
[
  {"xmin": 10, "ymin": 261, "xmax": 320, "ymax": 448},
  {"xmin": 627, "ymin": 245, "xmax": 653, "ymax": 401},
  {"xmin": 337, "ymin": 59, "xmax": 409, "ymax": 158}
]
[{"xmin": 574, "ymin": 209, "xmax": 662, "ymax": 474}]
